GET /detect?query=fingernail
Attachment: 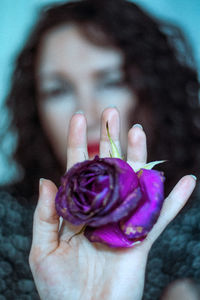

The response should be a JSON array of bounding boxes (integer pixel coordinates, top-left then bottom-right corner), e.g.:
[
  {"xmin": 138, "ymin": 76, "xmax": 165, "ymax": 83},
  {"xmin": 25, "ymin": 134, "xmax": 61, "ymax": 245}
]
[
  {"xmin": 107, "ymin": 105, "xmax": 117, "ymax": 109},
  {"xmin": 74, "ymin": 110, "xmax": 84, "ymax": 114},
  {"xmin": 39, "ymin": 179, "xmax": 43, "ymax": 196},
  {"xmin": 133, "ymin": 124, "xmax": 143, "ymax": 130},
  {"xmin": 39, "ymin": 178, "xmax": 44, "ymax": 186},
  {"xmin": 190, "ymin": 175, "xmax": 197, "ymax": 180},
  {"xmin": 39, "ymin": 178, "xmax": 44, "ymax": 193}
]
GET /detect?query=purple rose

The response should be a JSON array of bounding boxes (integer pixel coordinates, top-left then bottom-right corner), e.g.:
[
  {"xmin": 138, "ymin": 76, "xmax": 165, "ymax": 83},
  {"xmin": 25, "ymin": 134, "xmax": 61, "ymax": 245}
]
[{"xmin": 55, "ymin": 156, "xmax": 164, "ymax": 248}]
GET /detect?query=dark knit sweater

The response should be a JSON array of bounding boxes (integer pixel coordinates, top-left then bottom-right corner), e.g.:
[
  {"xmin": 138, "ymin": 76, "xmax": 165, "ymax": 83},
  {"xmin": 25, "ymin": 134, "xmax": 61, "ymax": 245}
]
[
  {"xmin": 0, "ymin": 190, "xmax": 39, "ymax": 300},
  {"xmin": 0, "ymin": 188, "xmax": 199, "ymax": 300}
]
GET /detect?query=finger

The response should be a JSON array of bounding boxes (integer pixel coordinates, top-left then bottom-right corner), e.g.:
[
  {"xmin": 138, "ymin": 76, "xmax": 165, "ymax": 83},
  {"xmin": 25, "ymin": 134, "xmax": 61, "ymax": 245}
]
[
  {"xmin": 127, "ymin": 124, "xmax": 147, "ymax": 171},
  {"xmin": 30, "ymin": 179, "xmax": 60, "ymax": 260},
  {"xmin": 100, "ymin": 107, "xmax": 121, "ymax": 158},
  {"xmin": 60, "ymin": 113, "xmax": 90, "ymax": 242},
  {"xmin": 67, "ymin": 112, "xmax": 88, "ymax": 170},
  {"xmin": 145, "ymin": 175, "xmax": 196, "ymax": 247}
]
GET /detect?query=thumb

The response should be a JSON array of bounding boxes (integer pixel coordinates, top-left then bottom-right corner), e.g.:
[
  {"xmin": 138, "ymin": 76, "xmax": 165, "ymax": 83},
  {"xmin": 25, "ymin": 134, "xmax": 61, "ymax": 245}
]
[{"xmin": 30, "ymin": 179, "xmax": 60, "ymax": 260}]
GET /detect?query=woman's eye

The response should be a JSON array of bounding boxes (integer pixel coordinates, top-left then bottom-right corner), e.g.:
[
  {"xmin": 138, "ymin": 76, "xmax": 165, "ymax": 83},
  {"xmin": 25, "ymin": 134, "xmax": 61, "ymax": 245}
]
[
  {"xmin": 100, "ymin": 79, "xmax": 126, "ymax": 89},
  {"xmin": 41, "ymin": 86, "xmax": 73, "ymax": 100}
]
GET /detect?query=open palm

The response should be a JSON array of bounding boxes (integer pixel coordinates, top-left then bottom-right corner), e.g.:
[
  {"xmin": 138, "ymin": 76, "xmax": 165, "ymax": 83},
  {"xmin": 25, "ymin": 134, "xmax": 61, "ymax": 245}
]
[{"xmin": 29, "ymin": 108, "xmax": 196, "ymax": 300}]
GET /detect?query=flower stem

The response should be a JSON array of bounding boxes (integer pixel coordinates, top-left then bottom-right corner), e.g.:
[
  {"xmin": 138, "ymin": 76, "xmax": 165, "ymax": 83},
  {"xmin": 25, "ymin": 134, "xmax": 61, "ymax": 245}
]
[
  {"xmin": 67, "ymin": 224, "xmax": 87, "ymax": 244},
  {"xmin": 106, "ymin": 121, "xmax": 121, "ymax": 159}
]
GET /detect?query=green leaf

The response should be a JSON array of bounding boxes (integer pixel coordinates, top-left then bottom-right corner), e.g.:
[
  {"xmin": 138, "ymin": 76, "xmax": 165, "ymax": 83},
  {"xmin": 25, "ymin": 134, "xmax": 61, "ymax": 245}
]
[
  {"xmin": 142, "ymin": 160, "xmax": 166, "ymax": 170},
  {"xmin": 106, "ymin": 121, "xmax": 122, "ymax": 159}
]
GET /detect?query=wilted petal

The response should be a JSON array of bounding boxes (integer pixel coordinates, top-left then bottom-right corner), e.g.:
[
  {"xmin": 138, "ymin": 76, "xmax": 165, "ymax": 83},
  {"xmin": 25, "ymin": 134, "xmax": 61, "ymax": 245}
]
[
  {"xmin": 91, "ymin": 175, "xmax": 110, "ymax": 193},
  {"xmin": 95, "ymin": 171, "xmax": 118, "ymax": 214},
  {"xmin": 91, "ymin": 187, "xmax": 110, "ymax": 210},
  {"xmin": 84, "ymin": 223, "xmax": 143, "ymax": 248},
  {"xmin": 73, "ymin": 195, "xmax": 91, "ymax": 213},
  {"xmin": 55, "ymin": 186, "xmax": 84, "ymax": 225},
  {"xmin": 77, "ymin": 187, "xmax": 97, "ymax": 203},
  {"xmin": 104, "ymin": 158, "xmax": 139, "ymax": 200},
  {"xmin": 88, "ymin": 187, "xmax": 142, "ymax": 226},
  {"xmin": 120, "ymin": 169, "xmax": 164, "ymax": 239}
]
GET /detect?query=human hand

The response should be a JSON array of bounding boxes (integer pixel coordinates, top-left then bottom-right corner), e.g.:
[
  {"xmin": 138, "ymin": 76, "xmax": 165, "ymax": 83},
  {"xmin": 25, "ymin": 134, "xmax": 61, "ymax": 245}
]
[{"xmin": 29, "ymin": 107, "xmax": 196, "ymax": 300}]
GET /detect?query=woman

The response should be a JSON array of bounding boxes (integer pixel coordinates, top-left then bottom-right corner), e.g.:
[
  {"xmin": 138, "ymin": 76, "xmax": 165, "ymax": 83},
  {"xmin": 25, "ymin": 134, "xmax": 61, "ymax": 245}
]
[
  {"xmin": 6, "ymin": 0, "xmax": 200, "ymax": 198},
  {"xmin": 1, "ymin": 0, "xmax": 200, "ymax": 299}
]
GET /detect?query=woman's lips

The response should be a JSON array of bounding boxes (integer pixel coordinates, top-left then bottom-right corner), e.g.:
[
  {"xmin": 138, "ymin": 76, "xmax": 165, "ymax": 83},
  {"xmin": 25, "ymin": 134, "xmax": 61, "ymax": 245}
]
[{"xmin": 87, "ymin": 143, "xmax": 99, "ymax": 158}]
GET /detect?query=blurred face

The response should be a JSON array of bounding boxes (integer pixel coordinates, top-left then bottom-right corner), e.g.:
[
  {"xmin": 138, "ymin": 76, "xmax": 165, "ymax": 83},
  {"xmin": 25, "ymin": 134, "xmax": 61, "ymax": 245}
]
[{"xmin": 36, "ymin": 25, "xmax": 137, "ymax": 166}]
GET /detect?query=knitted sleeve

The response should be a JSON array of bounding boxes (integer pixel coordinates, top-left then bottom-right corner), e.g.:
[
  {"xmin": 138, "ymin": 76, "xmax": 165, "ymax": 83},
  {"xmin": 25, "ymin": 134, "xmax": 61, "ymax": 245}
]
[{"xmin": 0, "ymin": 190, "xmax": 39, "ymax": 299}]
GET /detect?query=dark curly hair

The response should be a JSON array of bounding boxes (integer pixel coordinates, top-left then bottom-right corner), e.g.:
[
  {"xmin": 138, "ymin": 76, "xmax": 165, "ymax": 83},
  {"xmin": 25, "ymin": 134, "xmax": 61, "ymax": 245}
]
[{"xmin": 5, "ymin": 0, "xmax": 200, "ymax": 199}]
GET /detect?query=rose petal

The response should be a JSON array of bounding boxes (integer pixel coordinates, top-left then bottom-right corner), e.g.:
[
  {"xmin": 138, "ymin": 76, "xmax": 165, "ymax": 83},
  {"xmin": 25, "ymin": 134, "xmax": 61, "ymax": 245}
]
[
  {"xmin": 84, "ymin": 223, "xmax": 143, "ymax": 248},
  {"xmin": 120, "ymin": 169, "xmax": 165, "ymax": 239},
  {"xmin": 55, "ymin": 186, "xmax": 84, "ymax": 225},
  {"xmin": 91, "ymin": 187, "xmax": 110, "ymax": 210},
  {"xmin": 77, "ymin": 187, "xmax": 97, "ymax": 203},
  {"xmin": 104, "ymin": 158, "xmax": 139, "ymax": 200},
  {"xmin": 73, "ymin": 195, "xmax": 91, "ymax": 213},
  {"xmin": 91, "ymin": 175, "xmax": 110, "ymax": 193},
  {"xmin": 88, "ymin": 187, "xmax": 142, "ymax": 226}
]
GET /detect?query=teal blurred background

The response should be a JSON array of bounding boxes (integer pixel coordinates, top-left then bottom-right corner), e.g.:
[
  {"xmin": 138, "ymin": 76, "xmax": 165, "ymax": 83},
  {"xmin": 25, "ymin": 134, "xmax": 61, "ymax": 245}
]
[{"xmin": 0, "ymin": 0, "xmax": 200, "ymax": 184}]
